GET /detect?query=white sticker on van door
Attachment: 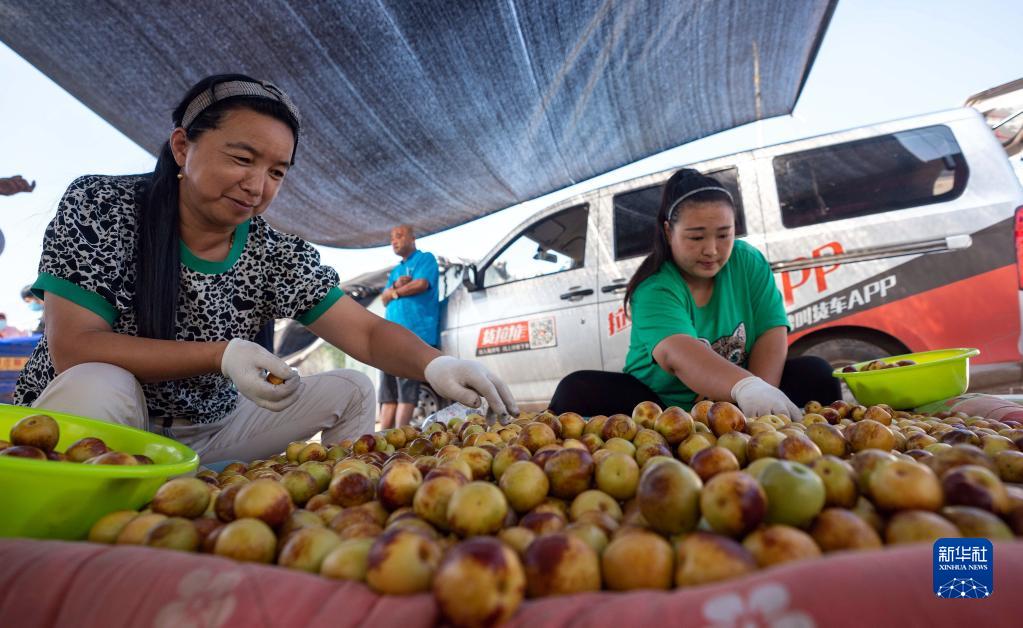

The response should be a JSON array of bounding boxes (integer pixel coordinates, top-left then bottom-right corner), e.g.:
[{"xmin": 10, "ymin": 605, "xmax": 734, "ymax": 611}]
[
  {"xmin": 528, "ymin": 317, "xmax": 557, "ymax": 349},
  {"xmin": 475, "ymin": 317, "xmax": 558, "ymax": 356}
]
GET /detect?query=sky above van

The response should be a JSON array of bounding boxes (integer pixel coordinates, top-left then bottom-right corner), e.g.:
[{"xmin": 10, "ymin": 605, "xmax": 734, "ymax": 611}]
[{"xmin": 0, "ymin": 0, "xmax": 1020, "ymax": 331}]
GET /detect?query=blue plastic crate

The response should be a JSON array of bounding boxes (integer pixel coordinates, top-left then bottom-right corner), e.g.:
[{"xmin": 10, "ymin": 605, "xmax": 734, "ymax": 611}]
[
  {"xmin": 0, "ymin": 334, "xmax": 40, "ymax": 357},
  {"xmin": 0, "ymin": 372, "xmax": 18, "ymax": 404},
  {"xmin": 0, "ymin": 334, "xmax": 39, "ymax": 404}
]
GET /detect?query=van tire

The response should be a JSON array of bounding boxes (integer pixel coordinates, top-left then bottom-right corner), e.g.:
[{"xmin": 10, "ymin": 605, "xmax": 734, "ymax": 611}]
[
  {"xmin": 416, "ymin": 384, "xmax": 447, "ymax": 420},
  {"xmin": 790, "ymin": 332, "xmax": 909, "ymax": 371}
]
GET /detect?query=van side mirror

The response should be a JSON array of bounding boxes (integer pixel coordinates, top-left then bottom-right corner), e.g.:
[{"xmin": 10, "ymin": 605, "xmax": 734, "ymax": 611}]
[
  {"xmin": 533, "ymin": 248, "xmax": 559, "ymax": 264},
  {"xmin": 462, "ymin": 264, "xmax": 480, "ymax": 292}
]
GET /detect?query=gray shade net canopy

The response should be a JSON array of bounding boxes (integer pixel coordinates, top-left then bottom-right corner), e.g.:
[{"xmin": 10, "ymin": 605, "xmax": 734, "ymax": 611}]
[{"xmin": 0, "ymin": 0, "xmax": 835, "ymax": 248}]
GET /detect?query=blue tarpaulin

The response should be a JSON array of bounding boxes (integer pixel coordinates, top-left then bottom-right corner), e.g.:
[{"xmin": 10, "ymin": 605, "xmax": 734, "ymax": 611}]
[{"xmin": 0, "ymin": 0, "xmax": 835, "ymax": 247}]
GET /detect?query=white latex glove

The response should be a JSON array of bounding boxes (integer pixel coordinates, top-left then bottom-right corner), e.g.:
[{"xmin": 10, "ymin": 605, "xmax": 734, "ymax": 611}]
[
  {"xmin": 731, "ymin": 376, "xmax": 803, "ymax": 420},
  {"xmin": 424, "ymin": 355, "xmax": 519, "ymax": 417},
  {"xmin": 220, "ymin": 338, "xmax": 302, "ymax": 412}
]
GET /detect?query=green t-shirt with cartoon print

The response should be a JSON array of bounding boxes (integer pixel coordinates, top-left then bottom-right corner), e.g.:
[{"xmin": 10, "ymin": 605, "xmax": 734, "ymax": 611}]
[{"xmin": 623, "ymin": 240, "xmax": 790, "ymax": 409}]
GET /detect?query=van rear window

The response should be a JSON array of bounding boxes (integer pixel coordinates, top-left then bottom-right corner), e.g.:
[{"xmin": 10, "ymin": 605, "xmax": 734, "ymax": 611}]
[
  {"xmin": 613, "ymin": 167, "xmax": 745, "ymax": 260},
  {"xmin": 774, "ymin": 125, "xmax": 968, "ymax": 229}
]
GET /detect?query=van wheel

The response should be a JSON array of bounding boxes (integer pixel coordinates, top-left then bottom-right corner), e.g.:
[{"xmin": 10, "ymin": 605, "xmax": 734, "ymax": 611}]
[
  {"xmin": 415, "ymin": 385, "xmax": 446, "ymax": 422},
  {"xmin": 791, "ymin": 334, "xmax": 908, "ymax": 405},
  {"xmin": 791, "ymin": 334, "xmax": 909, "ymax": 371}
]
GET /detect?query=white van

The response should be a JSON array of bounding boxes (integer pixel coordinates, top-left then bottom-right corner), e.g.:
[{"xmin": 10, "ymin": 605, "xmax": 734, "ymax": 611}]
[{"xmin": 438, "ymin": 107, "xmax": 1023, "ymax": 410}]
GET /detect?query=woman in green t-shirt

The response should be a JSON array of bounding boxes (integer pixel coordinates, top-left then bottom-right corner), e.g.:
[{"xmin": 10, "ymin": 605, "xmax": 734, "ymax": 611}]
[{"xmin": 549, "ymin": 168, "xmax": 838, "ymax": 418}]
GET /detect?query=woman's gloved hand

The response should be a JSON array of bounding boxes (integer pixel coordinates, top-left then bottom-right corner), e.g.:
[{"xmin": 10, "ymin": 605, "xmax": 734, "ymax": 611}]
[
  {"xmin": 424, "ymin": 355, "xmax": 519, "ymax": 417},
  {"xmin": 221, "ymin": 338, "xmax": 302, "ymax": 411},
  {"xmin": 731, "ymin": 375, "xmax": 803, "ymax": 420}
]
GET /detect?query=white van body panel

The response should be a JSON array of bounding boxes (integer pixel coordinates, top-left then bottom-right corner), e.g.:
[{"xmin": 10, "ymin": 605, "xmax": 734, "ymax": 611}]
[
  {"xmin": 443, "ymin": 203, "xmax": 603, "ymax": 404},
  {"xmin": 436, "ymin": 108, "xmax": 1023, "ymax": 409}
]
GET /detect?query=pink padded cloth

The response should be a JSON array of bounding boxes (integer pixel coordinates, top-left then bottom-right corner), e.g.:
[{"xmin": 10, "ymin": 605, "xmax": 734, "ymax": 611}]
[{"xmin": 0, "ymin": 539, "xmax": 1019, "ymax": 627}]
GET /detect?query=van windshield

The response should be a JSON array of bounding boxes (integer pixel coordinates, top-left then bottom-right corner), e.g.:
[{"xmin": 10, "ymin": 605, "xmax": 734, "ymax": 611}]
[
  {"xmin": 982, "ymin": 107, "xmax": 1023, "ymax": 150},
  {"xmin": 964, "ymin": 78, "xmax": 1023, "ymax": 157}
]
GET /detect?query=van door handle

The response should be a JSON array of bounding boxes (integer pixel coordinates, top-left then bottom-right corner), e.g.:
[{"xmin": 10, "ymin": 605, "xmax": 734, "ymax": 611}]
[
  {"xmin": 560, "ymin": 288, "xmax": 594, "ymax": 300},
  {"xmin": 601, "ymin": 283, "xmax": 627, "ymax": 293}
]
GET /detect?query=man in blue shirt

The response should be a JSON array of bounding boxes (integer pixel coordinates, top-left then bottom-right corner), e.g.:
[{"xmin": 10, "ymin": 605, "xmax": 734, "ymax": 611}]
[{"xmin": 379, "ymin": 224, "xmax": 440, "ymax": 428}]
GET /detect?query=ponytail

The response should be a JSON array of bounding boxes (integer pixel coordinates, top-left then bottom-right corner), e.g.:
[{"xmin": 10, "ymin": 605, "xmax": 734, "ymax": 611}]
[{"xmin": 134, "ymin": 144, "xmax": 181, "ymax": 339}]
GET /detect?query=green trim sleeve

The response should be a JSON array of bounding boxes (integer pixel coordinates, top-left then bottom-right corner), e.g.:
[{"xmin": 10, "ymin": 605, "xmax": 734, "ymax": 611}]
[
  {"xmin": 296, "ymin": 285, "xmax": 345, "ymax": 326},
  {"xmin": 33, "ymin": 272, "xmax": 118, "ymax": 326}
]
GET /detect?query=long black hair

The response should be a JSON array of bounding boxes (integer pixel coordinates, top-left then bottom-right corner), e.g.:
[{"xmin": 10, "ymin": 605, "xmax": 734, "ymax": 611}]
[
  {"xmin": 622, "ymin": 168, "xmax": 735, "ymax": 314},
  {"xmin": 135, "ymin": 74, "xmax": 300, "ymax": 340}
]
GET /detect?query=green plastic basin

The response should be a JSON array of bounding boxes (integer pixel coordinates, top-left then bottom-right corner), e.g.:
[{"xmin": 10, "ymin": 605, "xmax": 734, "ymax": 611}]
[
  {"xmin": 831, "ymin": 348, "xmax": 980, "ymax": 410},
  {"xmin": 0, "ymin": 403, "xmax": 198, "ymax": 539}
]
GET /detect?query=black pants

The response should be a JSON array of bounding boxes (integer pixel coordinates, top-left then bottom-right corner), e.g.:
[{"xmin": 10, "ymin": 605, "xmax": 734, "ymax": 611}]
[
  {"xmin": 378, "ymin": 371, "xmax": 422, "ymax": 404},
  {"xmin": 548, "ymin": 356, "xmax": 839, "ymax": 416}
]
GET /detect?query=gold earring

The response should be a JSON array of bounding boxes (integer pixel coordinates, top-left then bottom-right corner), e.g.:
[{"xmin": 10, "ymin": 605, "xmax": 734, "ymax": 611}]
[{"xmin": 177, "ymin": 173, "xmax": 183, "ymax": 180}]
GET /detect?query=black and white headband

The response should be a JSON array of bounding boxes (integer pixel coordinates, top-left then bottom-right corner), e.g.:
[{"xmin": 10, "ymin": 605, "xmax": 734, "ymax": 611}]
[
  {"xmin": 666, "ymin": 186, "xmax": 734, "ymax": 222},
  {"xmin": 180, "ymin": 79, "xmax": 302, "ymax": 143}
]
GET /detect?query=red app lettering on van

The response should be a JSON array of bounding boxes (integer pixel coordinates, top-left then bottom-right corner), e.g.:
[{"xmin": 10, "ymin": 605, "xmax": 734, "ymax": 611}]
[
  {"xmin": 781, "ymin": 261, "xmax": 810, "ymax": 304},
  {"xmin": 780, "ymin": 241, "xmax": 845, "ymax": 304},
  {"xmin": 479, "ymin": 322, "xmax": 528, "ymax": 347},
  {"xmin": 789, "ymin": 274, "xmax": 897, "ymax": 330},
  {"xmin": 813, "ymin": 242, "xmax": 843, "ymax": 290},
  {"xmin": 608, "ymin": 306, "xmax": 630, "ymax": 337}
]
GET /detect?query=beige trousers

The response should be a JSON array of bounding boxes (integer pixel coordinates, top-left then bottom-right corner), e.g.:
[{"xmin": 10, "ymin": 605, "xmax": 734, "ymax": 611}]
[{"xmin": 31, "ymin": 363, "xmax": 376, "ymax": 462}]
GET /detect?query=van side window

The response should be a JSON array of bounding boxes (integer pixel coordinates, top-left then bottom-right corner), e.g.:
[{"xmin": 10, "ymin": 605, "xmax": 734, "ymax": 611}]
[
  {"xmin": 774, "ymin": 125, "xmax": 969, "ymax": 229},
  {"xmin": 613, "ymin": 167, "xmax": 746, "ymax": 260},
  {"xmin": 482, "ymin": 204, "xmax": 588, "ymax": 288}
]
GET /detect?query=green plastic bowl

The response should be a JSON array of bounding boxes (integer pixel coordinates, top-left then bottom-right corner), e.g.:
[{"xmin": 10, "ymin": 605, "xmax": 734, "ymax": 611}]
[
  {"xmin": 0, "ymin": 404, "xmax": 199, "ymax": 540},
  {"xmin": 831, "ymin": 348, "xmax": 980, "ymax": 410}
]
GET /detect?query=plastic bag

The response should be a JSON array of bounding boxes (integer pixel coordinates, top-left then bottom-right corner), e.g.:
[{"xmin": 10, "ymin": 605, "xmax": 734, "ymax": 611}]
[
  {"xmin": 915, "ymin": 393, "xmax": 1023, "ymax": 422},
  {"xmin": 420, "ymin": 398, "xmax": 490, "ymax": 428}
]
